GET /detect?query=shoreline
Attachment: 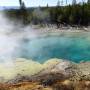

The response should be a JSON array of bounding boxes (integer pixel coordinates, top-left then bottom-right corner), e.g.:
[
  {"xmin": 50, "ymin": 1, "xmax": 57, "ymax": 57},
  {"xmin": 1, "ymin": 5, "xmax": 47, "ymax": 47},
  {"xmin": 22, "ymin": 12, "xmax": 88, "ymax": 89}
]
[
  {"xmin": 0, "ymin": 58, "xmax": 90, "ymax": 90},
  {"xmin": 31, "ymin": 25, "xmax": 90, "ymax": 32},
  {"xmin": 8, "ymin": 25, "xmax": 90, "ymax": 41},
  {"xmin": 0, "ymin": 58, "xmax": 90, "ymax": 83}
]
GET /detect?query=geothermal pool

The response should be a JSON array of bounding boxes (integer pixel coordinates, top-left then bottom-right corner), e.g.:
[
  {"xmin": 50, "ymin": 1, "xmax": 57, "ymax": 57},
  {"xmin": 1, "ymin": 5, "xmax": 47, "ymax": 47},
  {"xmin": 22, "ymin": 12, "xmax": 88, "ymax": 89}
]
[{"xmin": 18, "ymin": 32, "xmax": 90, "ymax": 63}]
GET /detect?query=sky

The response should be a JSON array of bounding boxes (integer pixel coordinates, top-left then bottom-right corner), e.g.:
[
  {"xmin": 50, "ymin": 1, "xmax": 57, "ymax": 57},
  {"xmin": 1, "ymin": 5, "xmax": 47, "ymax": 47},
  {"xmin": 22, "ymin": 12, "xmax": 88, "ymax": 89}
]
[{"xmin": 0, "ymin": 0, "xmax": 88, "ymax": 7}]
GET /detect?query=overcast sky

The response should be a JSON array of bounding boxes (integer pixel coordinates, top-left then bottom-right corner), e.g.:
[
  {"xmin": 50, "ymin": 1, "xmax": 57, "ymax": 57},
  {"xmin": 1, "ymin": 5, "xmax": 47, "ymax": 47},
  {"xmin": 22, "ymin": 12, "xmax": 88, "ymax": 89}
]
[{"xmin": 0, "ymin": 0, "xmax": 88, "ymax": 7}]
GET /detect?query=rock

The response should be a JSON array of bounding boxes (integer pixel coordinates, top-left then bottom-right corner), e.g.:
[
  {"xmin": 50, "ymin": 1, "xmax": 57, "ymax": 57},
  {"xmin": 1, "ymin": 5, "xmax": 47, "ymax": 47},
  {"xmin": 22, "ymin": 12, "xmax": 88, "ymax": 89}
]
[
  {"xmin": 2, "ymin": 59, "xmax": 90, "ymax": 85},
  {"xmin": 77, "ymin": 62, "xmax": 90, "ymax": 80},
  {"xmin": 30, "ymin": 60, "xmax": 78, "ymax": 84}
]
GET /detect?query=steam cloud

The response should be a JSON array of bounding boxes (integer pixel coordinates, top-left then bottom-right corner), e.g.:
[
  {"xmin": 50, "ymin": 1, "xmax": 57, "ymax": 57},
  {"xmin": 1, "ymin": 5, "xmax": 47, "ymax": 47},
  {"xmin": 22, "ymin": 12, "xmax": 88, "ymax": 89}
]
[
  {"xmin": 0, "ymin": 13, "xmax": 37, "ymax": 67},
  {"xmin": 0, "ymin": 13, "xmax": 18, "ymax": 66}
]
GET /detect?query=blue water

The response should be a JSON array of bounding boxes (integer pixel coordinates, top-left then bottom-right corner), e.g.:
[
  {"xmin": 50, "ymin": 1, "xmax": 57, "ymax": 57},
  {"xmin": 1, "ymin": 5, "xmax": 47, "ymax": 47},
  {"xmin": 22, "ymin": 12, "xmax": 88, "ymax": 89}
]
[{"xmin": 19, "ymin": 33, "xmax": 90, "ymax": 63}]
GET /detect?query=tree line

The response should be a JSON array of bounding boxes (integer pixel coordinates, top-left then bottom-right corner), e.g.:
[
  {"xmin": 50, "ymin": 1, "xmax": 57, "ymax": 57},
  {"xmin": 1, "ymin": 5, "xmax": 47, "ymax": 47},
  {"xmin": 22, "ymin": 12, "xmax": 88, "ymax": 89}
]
[{"xmin": 5, "ymin": 0, "xmax": 90, "ymax": 27}]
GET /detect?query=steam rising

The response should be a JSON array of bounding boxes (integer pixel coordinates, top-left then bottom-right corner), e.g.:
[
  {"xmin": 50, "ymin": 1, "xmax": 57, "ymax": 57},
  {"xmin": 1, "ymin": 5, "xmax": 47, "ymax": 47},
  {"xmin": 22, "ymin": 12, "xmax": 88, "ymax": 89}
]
[
  {"xmin": 0, "ymin": 13, "xmax": 37, "ymax": 67},
  {"xmin": 0, "ymin": 13, "xmax": 18, "ymax": 66}
]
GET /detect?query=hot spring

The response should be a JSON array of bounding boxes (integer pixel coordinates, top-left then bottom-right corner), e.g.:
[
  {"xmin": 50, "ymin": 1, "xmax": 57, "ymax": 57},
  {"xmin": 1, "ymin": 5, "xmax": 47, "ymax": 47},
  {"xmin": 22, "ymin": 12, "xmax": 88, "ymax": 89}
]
[
  {"xmin": 0, "ymin": 13, "xmax": 90, "ymax": 64},
  {"xmin": 17, "ymin": 32, "xmax": 90, "ymax": 63}
]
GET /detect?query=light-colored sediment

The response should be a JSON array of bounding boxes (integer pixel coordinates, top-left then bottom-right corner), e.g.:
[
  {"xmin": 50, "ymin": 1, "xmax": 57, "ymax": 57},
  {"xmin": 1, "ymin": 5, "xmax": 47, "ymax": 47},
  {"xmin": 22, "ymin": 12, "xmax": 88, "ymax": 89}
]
[
  {"xmin": 0, "ymin": 58, "xmax": 90, "ymax": 83},
  {"xmin": 0, "ymin": 58, "xmax": 61, "ymax": 82},
  {"xmin": 9, "ymin": 25, "xmax": 90, "ymax": 40},
  {"xmin": 0, "ymin": 58, "xmax": 90, "ymax": 90},
  {"xmin": 78, "ymin": 62, "xmax": 90, "ymax": 79}
]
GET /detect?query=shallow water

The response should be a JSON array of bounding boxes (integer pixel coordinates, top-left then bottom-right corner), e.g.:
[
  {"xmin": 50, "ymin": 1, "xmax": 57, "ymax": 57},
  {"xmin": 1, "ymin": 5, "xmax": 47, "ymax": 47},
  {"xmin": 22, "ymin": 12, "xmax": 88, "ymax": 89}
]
[{"xmin": 18, "ymin": 32, "xmax": 90, "ymax": 63}]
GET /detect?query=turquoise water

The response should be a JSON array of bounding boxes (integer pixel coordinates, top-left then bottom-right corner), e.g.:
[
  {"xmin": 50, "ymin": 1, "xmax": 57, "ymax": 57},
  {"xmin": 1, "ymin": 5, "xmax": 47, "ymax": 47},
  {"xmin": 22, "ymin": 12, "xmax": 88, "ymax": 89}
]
[{"xmin": 19, "ymin": 33, "xmax": 90, "ymax": 63}]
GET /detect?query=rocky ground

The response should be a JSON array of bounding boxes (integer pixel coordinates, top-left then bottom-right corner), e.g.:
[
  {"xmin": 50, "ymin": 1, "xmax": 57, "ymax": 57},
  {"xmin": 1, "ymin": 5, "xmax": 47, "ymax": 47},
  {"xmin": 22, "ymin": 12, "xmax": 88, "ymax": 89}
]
[
  {"xmin": 0, "ymin": 80, "xmax": 90, "ymax": 90},
  {"xmin": 0, "ymin": 58, "xmax": 90, "ymax": 90}
]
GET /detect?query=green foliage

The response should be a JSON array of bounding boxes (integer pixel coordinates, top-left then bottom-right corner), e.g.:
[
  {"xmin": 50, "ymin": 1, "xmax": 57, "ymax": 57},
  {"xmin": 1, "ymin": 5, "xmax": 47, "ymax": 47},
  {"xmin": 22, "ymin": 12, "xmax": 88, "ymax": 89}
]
[{"xmin": 5, "ymin": 2, "xmax": 90, "ymax": 27}]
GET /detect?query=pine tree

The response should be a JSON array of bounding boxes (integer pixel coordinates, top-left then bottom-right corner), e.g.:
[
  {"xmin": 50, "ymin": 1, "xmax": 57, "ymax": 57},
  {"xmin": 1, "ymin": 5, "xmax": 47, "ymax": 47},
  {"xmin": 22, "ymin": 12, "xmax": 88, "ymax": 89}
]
[
  {"xmin": 72, "ymin": 0, "xmax": 76, "ymax": 5},
  {"xmin": 21, "ymin": 2, "xmax": 26, "ymax": 9},
  {"xmin": 19, "ymin": 0, "xmax": 22, "ymax": 6},
  {"xmin": 61, "ymin": 0, "xmax": 63, "ymax": 6},
  {"xmin": 88, "ymin": 0, "xmax": 90, "ymax": 4},
  {"xmin": 47, "ymin": 3, "xmax": 49, "ymax": 8},
  {"xmin": 19, "ymin": 0, "xmax": 26, "ymax": 9},
  {"xmin": 57, "ymin": 0, "xmax": 60, "ymax": 7},
  {"xmin": 66, "ymin": 0, "xmax": 67, "ymax": 5}
]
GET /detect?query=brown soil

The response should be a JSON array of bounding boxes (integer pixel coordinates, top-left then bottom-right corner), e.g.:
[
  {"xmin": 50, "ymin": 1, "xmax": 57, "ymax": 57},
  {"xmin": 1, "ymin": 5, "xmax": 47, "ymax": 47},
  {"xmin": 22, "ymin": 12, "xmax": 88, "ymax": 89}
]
[{"xmin": 0, "ymin": 80, "xmax": 90, "ymax": 90}]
